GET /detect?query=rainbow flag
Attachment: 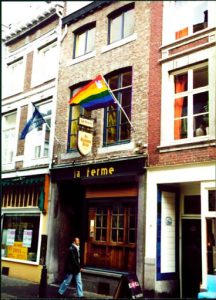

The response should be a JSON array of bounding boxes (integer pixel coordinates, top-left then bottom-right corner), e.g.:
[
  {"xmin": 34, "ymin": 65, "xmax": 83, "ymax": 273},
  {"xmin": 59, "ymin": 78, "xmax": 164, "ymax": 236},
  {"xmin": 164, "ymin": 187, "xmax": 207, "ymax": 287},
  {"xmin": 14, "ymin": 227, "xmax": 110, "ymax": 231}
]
[{"xmin": 68, "ymin": 75, "xmax": 115, "ymax": 110}]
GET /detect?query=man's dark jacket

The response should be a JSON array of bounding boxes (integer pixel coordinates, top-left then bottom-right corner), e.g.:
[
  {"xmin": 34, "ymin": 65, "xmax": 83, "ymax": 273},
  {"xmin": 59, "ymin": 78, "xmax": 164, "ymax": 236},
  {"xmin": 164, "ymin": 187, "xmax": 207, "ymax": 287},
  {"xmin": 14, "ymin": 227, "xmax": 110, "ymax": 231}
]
[{"xmin": 65, "ymin": 244, "xmax": 80, "ymax": 275}]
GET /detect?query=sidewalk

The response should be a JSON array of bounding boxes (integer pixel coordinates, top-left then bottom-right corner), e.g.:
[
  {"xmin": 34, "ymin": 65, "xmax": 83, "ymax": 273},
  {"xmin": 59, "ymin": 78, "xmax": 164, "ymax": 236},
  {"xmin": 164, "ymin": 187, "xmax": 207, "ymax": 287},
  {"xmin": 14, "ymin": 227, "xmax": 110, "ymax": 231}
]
[{"xmin": 1, "ymin": 275, "xmax": 112, "ymax": 299}]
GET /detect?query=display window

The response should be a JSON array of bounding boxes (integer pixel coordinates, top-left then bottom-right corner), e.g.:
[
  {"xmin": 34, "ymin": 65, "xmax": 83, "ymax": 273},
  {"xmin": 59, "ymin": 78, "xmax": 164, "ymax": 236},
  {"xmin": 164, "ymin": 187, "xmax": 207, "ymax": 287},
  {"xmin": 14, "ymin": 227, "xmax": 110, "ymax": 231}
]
[{"xmin": 1, "ymin": 213, "xmax": 40, "ymax": 262}]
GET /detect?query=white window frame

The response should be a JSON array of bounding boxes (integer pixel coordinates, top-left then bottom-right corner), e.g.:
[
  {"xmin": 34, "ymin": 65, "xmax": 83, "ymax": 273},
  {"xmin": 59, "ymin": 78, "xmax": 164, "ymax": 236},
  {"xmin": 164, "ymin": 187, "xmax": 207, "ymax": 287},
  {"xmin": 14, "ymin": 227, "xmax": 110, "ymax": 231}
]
[
  {"xmin": 160, "ymin": 48, "xmax": 216, "ymax": 148},
  {"xmin": 23, "ymin": 101, "xmax": 52, "ymax": 167},
  {"xmin": 5, "ymin": 58, "xmax": 24, "ymax": 96},
  {"xmin": 31, "ymin": 40, "xmax": 57, "ymax": 87},
  {"xmin": 1, "ymin": 209, "xmax": 42, "ymax": 265},
  {"xmin": 2, "ymin": 111, "xmax": 18, "ymax": 170},
  {"xmin": 74, "ymin": 26, "xmax": 96, "ymax": 59}
]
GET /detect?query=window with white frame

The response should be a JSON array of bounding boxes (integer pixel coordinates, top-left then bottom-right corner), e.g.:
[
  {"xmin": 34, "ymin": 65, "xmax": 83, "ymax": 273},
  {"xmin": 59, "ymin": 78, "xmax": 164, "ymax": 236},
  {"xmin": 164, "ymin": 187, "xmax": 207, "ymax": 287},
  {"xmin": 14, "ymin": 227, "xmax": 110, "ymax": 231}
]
[
  {"xmin": 172, "ymin": 62, "xmax": 209, "ymax": 140},
  {"xmin": 32, "ymin": 41, "xmax": 57, "ymax": 86},
  {"xmin": 6, "ymin": 59, "xmax": 24, "ymax": 95},
  {"xmin": 2, "ymin": 112, "xmax": 17, "ymax": 165},
  {"xmin": 174, "ymin": 1, "xmax": 208, "ymax": 39},
  {"xmin": 108, "ymin": 3, "xmax": 135, "ymax": 45},
  {"xmin": 74, "ymin": 23, "xmax": 96, "ymax": 58},
  {"xmin": 1, "ymin": 213, "xmax": 40, "ymax": 263},
  {"xmin": 25, "ymin": 102, "xmax": 52, "ymax": 160}
]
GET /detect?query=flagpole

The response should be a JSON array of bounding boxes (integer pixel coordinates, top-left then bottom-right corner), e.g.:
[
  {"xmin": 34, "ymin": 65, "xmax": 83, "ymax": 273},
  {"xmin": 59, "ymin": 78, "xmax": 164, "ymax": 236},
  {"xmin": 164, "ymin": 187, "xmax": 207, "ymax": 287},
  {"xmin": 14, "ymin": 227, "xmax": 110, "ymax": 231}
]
[
  {"xmin": 32, "ymin": 103, "xmax": 63, "ymax": 146},
  {"xmin": 101, "ymin": 75, "xmax": 135, "ymax": 132}
]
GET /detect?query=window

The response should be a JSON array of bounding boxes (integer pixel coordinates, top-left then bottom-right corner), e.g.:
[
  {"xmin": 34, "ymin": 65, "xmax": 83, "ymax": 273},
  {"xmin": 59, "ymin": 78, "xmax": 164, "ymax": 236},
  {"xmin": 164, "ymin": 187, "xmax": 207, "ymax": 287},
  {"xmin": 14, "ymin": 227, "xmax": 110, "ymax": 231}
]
[
  {"xmin": 104, "ymin": 69, "xmax": 132, "ymax": 146},
  {"xmin": 74, "ymin": 24, "xmax": 95, "ymax": 58},
  {"xmin": 2, "ymin": 112, "xmax": 17, "ymax": 165},
  {"xmin": 68, "ymin": 86, "xmax": 91, "ymax": 151},
  {"xmin": 208, "ymin": 190, "xmax": 216, "ymax": 212},
  {"xmin": 6, "ymin": 59, "xmax": 24, "ymax": 95},
  {"xmin": 173, "ymin": 63, "xmax": 209, "ymax": 140},
  {"xmin": 174, "ymin": 1, "xmax": 208, "ymax": 39},
  {"xmin": 94, "ymin": 205, "xmax": 136, "ymax": 244},
  {"xmin": 32, "ymin": 41, "xmax": 57, "ymax": 86},
  {"xmin": 206, "ymin": 218, "xmax": 216, "ymax": 274},
  {"xmin": 1, "ymin": 214, "xmax": 40, "ymax": 262},
  {"xmin": 25, "ymin": 102, "xmax": 52, "ymax": 160},
  {"xmin": 109, "ymin": 4, "xmax": 135, "ymax": 44}
]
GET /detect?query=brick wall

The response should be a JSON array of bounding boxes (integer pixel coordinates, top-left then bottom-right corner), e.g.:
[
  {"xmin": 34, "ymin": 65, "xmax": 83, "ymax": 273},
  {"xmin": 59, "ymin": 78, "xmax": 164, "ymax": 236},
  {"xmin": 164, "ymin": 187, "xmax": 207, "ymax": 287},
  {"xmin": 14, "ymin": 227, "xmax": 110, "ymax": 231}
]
[{"xmin": 54, "ymin": 1, "xmax": 161, "ymax": 164}]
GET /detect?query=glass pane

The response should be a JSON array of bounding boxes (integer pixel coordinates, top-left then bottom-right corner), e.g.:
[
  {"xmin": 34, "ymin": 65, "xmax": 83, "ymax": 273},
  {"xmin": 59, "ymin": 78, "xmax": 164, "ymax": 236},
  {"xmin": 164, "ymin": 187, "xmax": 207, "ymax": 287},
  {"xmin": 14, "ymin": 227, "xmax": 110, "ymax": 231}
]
[
  {"xmin": 75, "ymin": 32, "xmax": 85, "ymax": 57},
  {"xmin": 112, "ymin": 216, "xmax": 117, "ymax": 228},
  {"xmin": 184, "ymin": 195, "xmax": 201, "ymax": 214},
  {"xmin": 193, "ymin": 66, "xmax": 208, "ymax": 88},
  {"xmin": 120, "ymin": 124, "xmax": 130, "ymax": 141},
  {"xmin": 96, "ymin": 228, "xmax": 101, "ymax": 241},
  {"xmin": 129, "ymin": 215, "xmax": 136, "ymax": 228},
  {"xmin": 174, "ymin": 118, "xmax": 187, "ymax": 140},
  {"xmin": 112, "ymin": 229, "xmax": 117, "ymax": 242},
  {"xmin": 110, "ymin": 15, "xmax": 122, "ymax": 43},
  {"xmin": 96, "ymin": 215, "xmax": 101, "ymax": 226},
  {"xmin": 119, "ymin": 216, "xmax": 124, "ymax": 228},
  {"xmin": 194, "ymin": 115, "xmax": 208, "ymax": 137},
  {"xmin": 122, "ymin": 71, "xmax": 132, "ymax": 87},
  {"xmin": 174, "ymin": 97, "xmax": 188, "ymax": 118},
  {"xmin": 86, "ymin": 27, "xmax": 95, "ymax": 53},
  {"xmin": 175, "ymin": 73, "xmax": 188, "ymax": 93},
  {"xmin": 118, "ymin": 229, "xmax": 124, "ymax": 242},
  {"xmin": 121, "ymin": 89, "xmax": 132, "ymax": 107},
  {"xmin": 209, "ymin": 191, "xmax": 216, "ymax": 211},
  {"xmin": 206, "ymin": 218, "xmax": 216, "ymax": 274},
  {"xmin": 124, "ymin": 9, "xmax": 135, "ymax": 38},
  {"xmin": 129, "ymin": 230, "xmax": 135, "ymax": 243},
  {"xmin": 109, "ymin": 75, "xmax": 119, "ymax": 90},
  {"xmin": 193, "ymin": 92, "xmax": 208, "ymax": 114}
]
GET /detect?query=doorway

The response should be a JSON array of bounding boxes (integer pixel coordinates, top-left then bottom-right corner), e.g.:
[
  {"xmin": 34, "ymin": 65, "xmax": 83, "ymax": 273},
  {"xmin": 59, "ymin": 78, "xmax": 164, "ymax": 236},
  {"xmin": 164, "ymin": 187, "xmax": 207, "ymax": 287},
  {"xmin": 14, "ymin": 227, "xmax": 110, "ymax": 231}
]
[{"xmin": 182, "ymin": 219, "xmax": 202, "ymax": 298}]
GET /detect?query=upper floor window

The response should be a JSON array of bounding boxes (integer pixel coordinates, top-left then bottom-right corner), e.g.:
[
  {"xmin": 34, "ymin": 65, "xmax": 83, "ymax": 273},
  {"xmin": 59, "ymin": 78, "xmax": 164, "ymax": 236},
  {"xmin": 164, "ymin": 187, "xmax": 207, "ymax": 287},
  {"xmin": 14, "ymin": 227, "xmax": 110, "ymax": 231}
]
[
  {"xmin": 6, "ymin": 59, "xmax": 24, "ymax": 96},
  {"xmin": 173, "ymin": 63, "xmax": 209, "ymax": 140},
  {"xmin": 74, "ymin": 23, "xmax": 96, "ymax": 58},
  {"xmin": 2, "ymin": 112, "xmax": 17, "ymax": 165},
  {"xmin": 104, "ymin": 69, "xmax": 132, "ymax": 146},
  {"xmin": 175, "ymin": 1, "xmax": 208, "ymax": 39},
  {"xmin": 32, "ymin": 41, "xmax": 57, "ymax": 86},
  {"xmin": 108, "ymin": 3, "xmax": 135, "ymax": 44},
  {"xmin": 24, "ymin": 102, "xmax": 52, "ymax": 160},
  {"xmin": 68, "ymin": 85, "xmax": 91, "ymax": 151}
]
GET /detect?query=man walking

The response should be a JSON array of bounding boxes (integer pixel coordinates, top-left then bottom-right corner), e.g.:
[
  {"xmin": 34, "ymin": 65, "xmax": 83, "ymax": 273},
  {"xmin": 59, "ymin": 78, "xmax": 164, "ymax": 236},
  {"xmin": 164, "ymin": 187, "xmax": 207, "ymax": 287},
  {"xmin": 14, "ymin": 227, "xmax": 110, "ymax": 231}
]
[{"xmin": 58, "ymin": 237, "xmax": 84, "ymax": 298}]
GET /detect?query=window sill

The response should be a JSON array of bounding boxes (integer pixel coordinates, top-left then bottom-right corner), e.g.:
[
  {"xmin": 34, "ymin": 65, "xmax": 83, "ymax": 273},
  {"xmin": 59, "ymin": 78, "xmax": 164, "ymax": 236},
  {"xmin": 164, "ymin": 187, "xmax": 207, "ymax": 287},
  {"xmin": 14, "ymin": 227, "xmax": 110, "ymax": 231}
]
[
  {"xmin": 67, "ymin": 51, "xmax": 96, "ymax": 66},
  {"xmin": 101, "ymin": 33, "xmax": 137, "ymax": 54},
  {"xmin": 1, "ymin": 257, "xmax": 39, "ymax": 265},
  {"xmin": 158, "ymin": 138, "xmax": 216, "ymax": 153},
  {"xmin": 98, "ymin": 141, "xmax": 134, "ymax": 154},
  {"xmin": 23, "ymin": 157, "xmax": 50, "ymax": 168}
]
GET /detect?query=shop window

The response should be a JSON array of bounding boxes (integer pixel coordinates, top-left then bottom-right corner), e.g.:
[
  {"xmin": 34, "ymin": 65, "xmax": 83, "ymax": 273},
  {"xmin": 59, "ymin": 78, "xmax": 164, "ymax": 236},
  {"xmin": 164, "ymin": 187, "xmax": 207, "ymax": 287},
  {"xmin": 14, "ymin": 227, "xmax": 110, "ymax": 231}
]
[
  {"xmin": 173, "ymin": 63, "xmax": 209, "ymax": 140},
  {"xmin": 68, "ymin": 84, "xmax": 91, "ymax": 151},
  {"xmin": 74, "ymin": 23, "xmax": 95, "ymax": 58},
  {"xmin": 206, "ymin": 218, "xmax": 216, "ymax": 274},
  {"xmin": 108, "ymin": 3, "xmax": 135, "ymax": 44},
  {"xmin": 1, "ymin": 214, "xmax": 40, "ymax": 262},
  {"xmin": 104, "ymin": 68, "xmax": 132, "ymax": 146},
  {"xmin": 2, "ymin": 112, "xmax": 17, "ymax": 166},
  {"xmin": 174, "ymin": 1, "xmax": 208, "ymax": 39},
  {"xmin": 208, "ymin": 190, "xmax": 216, "ymax": 212},
  {"xmin": 32, "ymin": 41, "xmax": 57, "ymax": 86},
  {"xmin": 184, "ymin": 195, "xmax": 201, "ymax": 215}
]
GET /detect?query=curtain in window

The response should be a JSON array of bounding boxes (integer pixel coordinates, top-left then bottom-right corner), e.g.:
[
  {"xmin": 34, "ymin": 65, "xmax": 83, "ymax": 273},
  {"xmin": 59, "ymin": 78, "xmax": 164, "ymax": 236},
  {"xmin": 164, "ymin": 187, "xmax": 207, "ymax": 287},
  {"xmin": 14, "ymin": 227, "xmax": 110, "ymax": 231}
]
[{"xmin": 174, "ymin": 75, "xmax": 187, "ymax": 139}]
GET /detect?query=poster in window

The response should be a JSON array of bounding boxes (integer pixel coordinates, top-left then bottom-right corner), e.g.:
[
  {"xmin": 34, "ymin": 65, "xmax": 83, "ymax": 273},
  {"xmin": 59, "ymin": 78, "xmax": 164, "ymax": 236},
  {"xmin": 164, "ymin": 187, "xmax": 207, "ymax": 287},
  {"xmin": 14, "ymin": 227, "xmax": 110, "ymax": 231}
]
[
  {"xmin": 23, "ymin": 230, "xmax": 33, "ymax": 248},
  {"xmin": 6, "ymin": 229, "xmax": 16, "ymax": 246}
]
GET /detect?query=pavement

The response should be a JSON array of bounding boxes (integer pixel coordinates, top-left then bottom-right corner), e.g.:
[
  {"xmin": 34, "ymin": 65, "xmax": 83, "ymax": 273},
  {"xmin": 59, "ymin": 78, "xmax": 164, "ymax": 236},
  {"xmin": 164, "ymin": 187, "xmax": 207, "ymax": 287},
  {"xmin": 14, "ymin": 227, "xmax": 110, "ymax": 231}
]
[{"xmin": 1, "ymin": 275, "xmax": 113, "ymax": 299}]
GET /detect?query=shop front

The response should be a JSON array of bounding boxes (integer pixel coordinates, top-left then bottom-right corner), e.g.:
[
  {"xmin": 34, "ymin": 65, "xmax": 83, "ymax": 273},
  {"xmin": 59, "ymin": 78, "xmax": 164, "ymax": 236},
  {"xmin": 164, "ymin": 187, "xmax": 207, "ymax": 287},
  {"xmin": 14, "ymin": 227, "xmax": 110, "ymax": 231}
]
[
  {"xmin": 1, "ymin": 175, "xmax": 50, "ymax": 282},
  {"xmin": 50, "ymin": 157, "xmax": 146, "ymax": 295}
]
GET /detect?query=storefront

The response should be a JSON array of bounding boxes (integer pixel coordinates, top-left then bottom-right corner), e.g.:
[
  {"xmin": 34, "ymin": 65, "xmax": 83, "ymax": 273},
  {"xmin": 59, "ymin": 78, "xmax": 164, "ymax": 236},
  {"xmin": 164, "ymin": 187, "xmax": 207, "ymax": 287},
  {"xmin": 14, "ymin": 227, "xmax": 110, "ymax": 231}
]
[
  {"xmin": 49, "ymin": 157, "xmax": 146, "ymax": 294},
  {"xmin": 1, "ymin": 175, "xmax": 50, "ymax": 282},
  {"xmin": 145, "ymin": 162, "xmax": 216, "ymax": 298}
]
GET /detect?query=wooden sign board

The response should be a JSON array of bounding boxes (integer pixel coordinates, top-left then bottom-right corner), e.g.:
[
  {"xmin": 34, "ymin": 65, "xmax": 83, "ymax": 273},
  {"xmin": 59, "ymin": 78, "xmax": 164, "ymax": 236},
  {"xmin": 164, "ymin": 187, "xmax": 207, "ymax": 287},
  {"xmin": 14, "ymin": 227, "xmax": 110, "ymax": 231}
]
[{"xmin": 114, "ymin": 273, "xmax": 143, "ymax": 299}]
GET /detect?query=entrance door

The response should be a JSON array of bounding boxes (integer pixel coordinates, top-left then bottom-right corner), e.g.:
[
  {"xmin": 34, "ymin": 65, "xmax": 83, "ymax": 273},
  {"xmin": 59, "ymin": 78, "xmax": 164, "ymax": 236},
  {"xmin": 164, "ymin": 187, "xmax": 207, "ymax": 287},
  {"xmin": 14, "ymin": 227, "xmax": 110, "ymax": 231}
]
[{"xmin": 182, "ymin": 219, "xmax": 202, "ymax": 298}]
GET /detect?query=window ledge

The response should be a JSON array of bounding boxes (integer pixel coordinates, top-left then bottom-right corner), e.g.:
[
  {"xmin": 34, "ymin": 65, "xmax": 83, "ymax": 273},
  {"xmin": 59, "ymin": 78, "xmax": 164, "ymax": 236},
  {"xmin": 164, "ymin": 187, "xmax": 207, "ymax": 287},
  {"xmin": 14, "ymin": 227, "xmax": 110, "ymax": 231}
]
[
  {"xmin": 158, "ymin": 138, "xmax": 216, "ymax": 153},
  {"xmin": 1, "ymin": 257, "xmax": 39, "ymax": 266},
  {"xmin": 101, "ymin": 33, "xmax": 137, "ymax": 54},
  {"xmin": 23, "ymin": 157, "xmax": 50, "ymax": 168},
  {"xmin": 67, "ymin": 51, "xmax": 96, "ymax": 66},
  {"xmin": 61, "ymin": 151, "xmax": 81, "ymax": 160},
  {"xmin": 98, "ymin": 141, "xmax": 134, "ymax": 154}
]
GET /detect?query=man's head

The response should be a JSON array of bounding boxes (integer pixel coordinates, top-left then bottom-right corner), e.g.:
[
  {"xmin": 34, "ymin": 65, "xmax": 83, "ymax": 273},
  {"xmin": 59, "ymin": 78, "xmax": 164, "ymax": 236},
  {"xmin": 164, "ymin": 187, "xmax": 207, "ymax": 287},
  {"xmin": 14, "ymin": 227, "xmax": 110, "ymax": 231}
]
[{"xmin": 73, "ymin": 237, "xmax": 80, "ymax": 246}]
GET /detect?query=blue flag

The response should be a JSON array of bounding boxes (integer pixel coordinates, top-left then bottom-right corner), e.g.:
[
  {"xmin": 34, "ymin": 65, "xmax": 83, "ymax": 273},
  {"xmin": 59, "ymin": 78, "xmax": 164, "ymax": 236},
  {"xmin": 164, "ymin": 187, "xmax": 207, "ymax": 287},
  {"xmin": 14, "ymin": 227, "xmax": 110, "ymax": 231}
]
[{"xmin": 20, "ymin": 106, "xmax": 46, "ymax": 139}]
